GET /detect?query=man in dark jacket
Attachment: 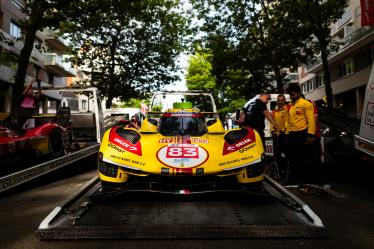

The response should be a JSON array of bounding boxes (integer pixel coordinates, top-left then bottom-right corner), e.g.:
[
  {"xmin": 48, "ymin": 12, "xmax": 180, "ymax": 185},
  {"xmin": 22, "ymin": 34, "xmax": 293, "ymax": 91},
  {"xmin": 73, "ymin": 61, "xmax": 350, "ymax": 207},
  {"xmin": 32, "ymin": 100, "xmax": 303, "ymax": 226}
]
[{"xmin": 238, "ymin": 93, "xmax": 278, "ymax": 144}]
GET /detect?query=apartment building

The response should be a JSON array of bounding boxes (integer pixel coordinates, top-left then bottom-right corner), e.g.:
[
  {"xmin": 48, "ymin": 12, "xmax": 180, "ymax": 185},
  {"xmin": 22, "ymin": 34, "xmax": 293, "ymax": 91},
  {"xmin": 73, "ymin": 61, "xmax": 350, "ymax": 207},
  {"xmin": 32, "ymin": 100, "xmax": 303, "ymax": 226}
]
[
  {"xmin": 0, "ymin": 0, "xmax": 76, "ymax": 114},
  {"xmin": 299, "ymin": 0, "xmax": 374, "ymax": 119}
]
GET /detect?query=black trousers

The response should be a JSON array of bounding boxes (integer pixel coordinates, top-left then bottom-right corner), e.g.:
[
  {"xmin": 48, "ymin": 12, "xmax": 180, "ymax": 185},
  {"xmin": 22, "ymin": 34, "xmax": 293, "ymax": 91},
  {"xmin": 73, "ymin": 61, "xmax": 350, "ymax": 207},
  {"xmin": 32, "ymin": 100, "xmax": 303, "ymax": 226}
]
[
  {"xmin": 273, "ymin": 132, "xmax": 287, "ymax": 173},
  {"xmin": 287, "ymin": 129, "xmax": 311, "ymax": 185}
]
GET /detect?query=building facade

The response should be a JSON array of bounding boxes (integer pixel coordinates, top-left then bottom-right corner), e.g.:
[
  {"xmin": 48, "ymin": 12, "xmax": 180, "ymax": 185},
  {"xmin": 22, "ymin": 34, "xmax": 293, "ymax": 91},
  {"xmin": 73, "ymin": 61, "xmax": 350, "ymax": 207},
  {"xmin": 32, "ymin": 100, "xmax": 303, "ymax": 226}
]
[
  {"xmin": 299, "ymin": 0, "xmax": 374, "ymax": 119},
  {"xmin": 0, "ymin": 0, "xmax": 75, "ymax": 114}
]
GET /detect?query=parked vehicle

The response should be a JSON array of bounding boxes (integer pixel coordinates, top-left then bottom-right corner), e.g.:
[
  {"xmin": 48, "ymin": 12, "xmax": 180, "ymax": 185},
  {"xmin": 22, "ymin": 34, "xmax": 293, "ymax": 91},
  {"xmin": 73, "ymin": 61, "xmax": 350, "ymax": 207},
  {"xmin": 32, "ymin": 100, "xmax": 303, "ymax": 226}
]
[
  {"xmin": 354, "ymin": 65, "xmax": 374, "ymax": 157},
  {"xmin": 0, "ymin": 108, "xmax": 69, "ymax": 163}
]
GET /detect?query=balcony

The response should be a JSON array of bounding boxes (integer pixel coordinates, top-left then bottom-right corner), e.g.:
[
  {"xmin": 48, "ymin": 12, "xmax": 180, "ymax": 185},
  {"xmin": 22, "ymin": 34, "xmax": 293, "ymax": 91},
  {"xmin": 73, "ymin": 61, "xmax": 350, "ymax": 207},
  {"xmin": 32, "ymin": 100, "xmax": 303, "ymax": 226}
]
[
  {"xmin": 306, "ymin": 27, "xmax": 374, "ymax": 73},
  {"xmin": 42, "ymin": 29, "xmax": 70, "ymax": 53},
  {"xmin": 342, "ymin": 26, "xmax": 374, "ymax": 49},
  {"xmin": 44, "ymin": 53, "xmax": 76, "ymax": 77}
]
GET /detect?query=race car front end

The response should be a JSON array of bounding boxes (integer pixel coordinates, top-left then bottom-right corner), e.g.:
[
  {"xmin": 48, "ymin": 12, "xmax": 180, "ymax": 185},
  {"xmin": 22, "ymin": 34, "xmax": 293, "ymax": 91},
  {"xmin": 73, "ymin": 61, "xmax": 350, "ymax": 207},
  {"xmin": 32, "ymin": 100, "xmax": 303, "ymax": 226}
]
[{"xmin": 98, "ymin": 111, "xmax": 265, "ymax": 194}]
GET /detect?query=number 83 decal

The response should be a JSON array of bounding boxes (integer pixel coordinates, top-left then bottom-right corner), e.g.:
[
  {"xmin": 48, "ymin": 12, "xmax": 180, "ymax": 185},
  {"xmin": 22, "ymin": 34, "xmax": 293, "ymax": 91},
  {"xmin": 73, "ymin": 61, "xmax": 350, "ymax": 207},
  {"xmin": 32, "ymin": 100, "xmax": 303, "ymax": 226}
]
[{"xmin": 166, "ymin": 146, "xmax": 199, "ymax": 158}]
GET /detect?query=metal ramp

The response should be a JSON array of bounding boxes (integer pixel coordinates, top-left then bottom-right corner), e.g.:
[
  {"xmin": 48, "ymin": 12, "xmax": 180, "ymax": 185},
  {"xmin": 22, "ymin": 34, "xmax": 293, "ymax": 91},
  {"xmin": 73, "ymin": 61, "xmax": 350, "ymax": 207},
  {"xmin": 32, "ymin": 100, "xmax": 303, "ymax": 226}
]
[
  {"xmin": 0, "ymin": 144, "xmax": 99, "ymax": 193},
  {"xmin": 36, "ymin": 176, "xmax": 327, "ymax": 239}
]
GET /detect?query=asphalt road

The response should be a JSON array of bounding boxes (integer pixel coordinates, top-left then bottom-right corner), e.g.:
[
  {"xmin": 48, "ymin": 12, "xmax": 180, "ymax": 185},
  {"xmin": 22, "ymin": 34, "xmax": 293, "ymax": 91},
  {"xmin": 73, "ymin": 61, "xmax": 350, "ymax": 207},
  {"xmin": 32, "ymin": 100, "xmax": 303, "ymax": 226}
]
[{"xmin": 0, "ymin": 158, "xmax": 373, "ymax": 249}]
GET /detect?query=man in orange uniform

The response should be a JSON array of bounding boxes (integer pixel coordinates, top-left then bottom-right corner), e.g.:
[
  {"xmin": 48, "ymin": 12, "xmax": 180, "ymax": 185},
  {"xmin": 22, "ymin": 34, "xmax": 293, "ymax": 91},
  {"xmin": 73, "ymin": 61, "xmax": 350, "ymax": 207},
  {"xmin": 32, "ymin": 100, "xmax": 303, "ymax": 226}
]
[
  {"xmin": 271, "ymin": 94, "xmax": 289, "ymax": 178},
  {"xmin": 286, "ymin": 84, "xmax": 315, "ymax": 189}
]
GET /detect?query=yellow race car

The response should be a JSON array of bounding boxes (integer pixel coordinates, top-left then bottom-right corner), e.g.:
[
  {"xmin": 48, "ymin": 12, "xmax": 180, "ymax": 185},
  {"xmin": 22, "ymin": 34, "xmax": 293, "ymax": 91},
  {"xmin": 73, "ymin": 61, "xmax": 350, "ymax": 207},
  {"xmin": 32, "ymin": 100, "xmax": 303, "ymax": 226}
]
[{"xmin": 98, "ymin": 91, "xmax": 265, "ymax": 193}]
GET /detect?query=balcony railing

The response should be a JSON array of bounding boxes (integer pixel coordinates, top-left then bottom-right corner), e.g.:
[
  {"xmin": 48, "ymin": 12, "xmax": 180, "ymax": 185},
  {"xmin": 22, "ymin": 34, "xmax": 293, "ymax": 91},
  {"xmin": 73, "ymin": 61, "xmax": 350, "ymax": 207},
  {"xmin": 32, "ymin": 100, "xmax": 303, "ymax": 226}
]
[
  {"xmin": 45, "ymin": 53, "xmax": 63, "ymax": 65},
  {"xmin": 306, "ymin": 27, "xmax": 374, "ymax": 72},
  {"xmin": 44, "ymin": 53, "xmax": 76, "ymax": 77},
  {"xmin": 342, "ymin": 26, "xmax": 374, "ymax": 49},
  {"xmin": 337, "ymin": 8, "xmax": 352, "ymax": 28}
]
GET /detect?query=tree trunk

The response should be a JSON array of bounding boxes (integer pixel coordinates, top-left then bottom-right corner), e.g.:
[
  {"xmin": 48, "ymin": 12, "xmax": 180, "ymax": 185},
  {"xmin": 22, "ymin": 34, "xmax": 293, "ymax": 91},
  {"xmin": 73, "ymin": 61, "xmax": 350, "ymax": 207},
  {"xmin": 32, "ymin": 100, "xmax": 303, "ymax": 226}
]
[
  {"xmin": 11, "ymin": 25, "xmax": 38, "ymax": 110},
  {"xmin": 105, "ymin": 96, "xmax": 113, "ymax": 109},
  {"xmin": 319, "ymin": 40, "xmax": 333, "ymax": 112},
  {"xmin": 273, "ymin": 65, "xmax": 284, "ymax": 93},
  {"xmin": 11, "ymin": 7, "xmax": 44, "ymax": 111}
]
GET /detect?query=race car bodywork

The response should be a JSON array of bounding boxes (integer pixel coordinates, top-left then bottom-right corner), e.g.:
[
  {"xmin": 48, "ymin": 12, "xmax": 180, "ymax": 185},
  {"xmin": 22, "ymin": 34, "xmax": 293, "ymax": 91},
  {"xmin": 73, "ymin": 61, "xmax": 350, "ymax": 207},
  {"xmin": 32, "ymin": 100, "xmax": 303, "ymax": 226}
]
[
  {"xmin": 0, "ymin": 116, "xmax": 68, "ymax": 163},
  {"xmin": 98, "ymin": 92, "xmax": 265, "ymax": 193}
]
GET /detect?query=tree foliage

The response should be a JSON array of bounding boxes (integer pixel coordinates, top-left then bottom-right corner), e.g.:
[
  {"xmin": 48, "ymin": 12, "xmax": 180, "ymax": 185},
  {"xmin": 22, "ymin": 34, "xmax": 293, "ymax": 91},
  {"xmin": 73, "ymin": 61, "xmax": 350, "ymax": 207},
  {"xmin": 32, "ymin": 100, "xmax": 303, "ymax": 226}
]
[
  {"xmin": 186, "ymin": 49, "xmax": 216, "ymax": 91},
  {"xmin": 280, "ymin": 0, "xmax": 347, "ymax": 110},
  {"xmin": 191, "ymin": 0, "xmax": 346, "ymax": 110},
  {"xmin": 64, "ymin": 0, "xmax": 189, "ymax": 108},
  {"xmin": 191, "ymin": 0, "xmax": 311, "ymax": 96}
]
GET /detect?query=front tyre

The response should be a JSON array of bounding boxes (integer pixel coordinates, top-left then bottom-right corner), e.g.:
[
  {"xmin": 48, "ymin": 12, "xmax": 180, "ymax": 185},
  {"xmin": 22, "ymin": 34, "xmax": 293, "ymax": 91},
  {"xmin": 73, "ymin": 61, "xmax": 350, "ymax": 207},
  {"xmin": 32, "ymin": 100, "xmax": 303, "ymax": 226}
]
[{"xmin": 49, "ymin": 129, "xmax": 65, "ymax": 158}]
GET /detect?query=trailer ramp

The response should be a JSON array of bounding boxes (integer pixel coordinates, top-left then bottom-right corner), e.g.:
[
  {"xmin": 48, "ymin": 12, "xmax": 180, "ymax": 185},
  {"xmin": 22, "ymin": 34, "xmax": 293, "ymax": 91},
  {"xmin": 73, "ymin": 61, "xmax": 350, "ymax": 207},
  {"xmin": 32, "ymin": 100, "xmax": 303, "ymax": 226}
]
[{"xmin": 36, "ymin": 175, "xmax": 327, "ymax": 239}]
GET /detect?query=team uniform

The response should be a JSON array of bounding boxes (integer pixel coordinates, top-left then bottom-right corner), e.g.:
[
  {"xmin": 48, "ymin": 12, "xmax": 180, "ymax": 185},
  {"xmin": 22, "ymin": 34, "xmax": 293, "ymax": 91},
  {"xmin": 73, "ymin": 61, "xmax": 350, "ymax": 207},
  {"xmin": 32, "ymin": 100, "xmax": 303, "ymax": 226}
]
[
  {"xmin": 286, "ymin": 98, "xmax": 315, "ymax": 186},
  {"xmin": 271, "ymin": 106, "xmax": 289, "ymax": 177}
]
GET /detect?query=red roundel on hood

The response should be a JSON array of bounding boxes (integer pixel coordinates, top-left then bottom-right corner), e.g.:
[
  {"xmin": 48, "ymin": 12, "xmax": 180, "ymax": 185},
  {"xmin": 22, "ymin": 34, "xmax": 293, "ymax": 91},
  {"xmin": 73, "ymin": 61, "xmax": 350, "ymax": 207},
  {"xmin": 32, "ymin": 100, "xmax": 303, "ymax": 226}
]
[
  {"xmin": 109, "ymin": 127, "xmax": 142, "ymax": 156},
  {"xmin": 222, "ymin": 128, "xmax": 256, "ymax": 155}
]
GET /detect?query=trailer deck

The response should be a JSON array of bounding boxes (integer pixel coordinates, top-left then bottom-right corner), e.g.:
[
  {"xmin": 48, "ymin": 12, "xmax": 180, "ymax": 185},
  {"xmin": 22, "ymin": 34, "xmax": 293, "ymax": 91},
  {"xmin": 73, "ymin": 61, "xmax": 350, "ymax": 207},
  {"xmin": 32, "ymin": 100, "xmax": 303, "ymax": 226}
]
[{"xmin": 36, "ymin": 176, "xmax": 326, "ymax": 239}]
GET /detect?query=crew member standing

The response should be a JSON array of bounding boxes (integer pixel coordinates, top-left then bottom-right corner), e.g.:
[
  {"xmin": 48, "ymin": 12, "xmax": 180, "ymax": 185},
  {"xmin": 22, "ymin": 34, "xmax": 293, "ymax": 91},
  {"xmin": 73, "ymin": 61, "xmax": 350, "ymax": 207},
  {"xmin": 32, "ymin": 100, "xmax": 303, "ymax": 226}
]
[
  {"xmin": 271, "ymin": 94, "xmax": 289, "ymax": 178},
  {"xmin": 285, "ymin": 84, "xmax": 315, "ymax": 189},
  {"xmin": 238, "ymin": 93, "xmax": 278, "ymax": 145}
]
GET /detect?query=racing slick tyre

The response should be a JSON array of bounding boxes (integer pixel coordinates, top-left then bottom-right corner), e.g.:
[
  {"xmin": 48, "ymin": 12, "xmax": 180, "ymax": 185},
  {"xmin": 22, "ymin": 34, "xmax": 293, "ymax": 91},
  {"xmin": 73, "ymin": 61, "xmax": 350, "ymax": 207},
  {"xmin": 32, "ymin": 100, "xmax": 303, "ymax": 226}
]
[{"xmin": 49, "ymin": 129, "xmax": 66, "ymax": 158}]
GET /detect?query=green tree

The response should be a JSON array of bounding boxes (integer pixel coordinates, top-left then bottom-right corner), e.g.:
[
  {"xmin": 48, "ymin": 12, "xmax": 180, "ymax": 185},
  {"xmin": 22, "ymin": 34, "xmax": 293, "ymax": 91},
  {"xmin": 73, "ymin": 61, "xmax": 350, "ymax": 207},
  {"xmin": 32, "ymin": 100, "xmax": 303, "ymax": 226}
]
[
  {"xmin": 186, "ymin": 50, "xmax": 216, "ymax": 91},
  {"xmin": 64, "ymin": 0, "xmax": 189, "ymax": 108},
  {"xmin": 191, "ymin": 0, "xmax": 311, "ymax": 94},
  {"xmin": 282, "ymin": 0, "xmax": 347, "ymax": 110},
  {"xmin": 185, "ymin": 46, "xmax": 249, "ymax": 114}
]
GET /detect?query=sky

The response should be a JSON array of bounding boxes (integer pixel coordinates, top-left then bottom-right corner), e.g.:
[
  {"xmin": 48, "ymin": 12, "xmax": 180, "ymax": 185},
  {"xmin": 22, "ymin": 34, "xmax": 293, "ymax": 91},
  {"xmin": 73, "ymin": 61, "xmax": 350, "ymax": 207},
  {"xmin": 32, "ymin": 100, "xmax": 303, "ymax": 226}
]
[{"xmin": 162, "ymin": 52, "xmax": 189, "ymax": 91}]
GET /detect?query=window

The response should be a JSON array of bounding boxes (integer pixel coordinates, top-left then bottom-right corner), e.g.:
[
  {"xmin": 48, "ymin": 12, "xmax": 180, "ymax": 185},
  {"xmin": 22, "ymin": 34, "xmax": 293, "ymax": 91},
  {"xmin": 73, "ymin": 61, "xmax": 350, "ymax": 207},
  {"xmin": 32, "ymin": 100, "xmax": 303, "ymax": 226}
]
[
  {"xmin": 48, "ymin": 73, "xmax": 54, "ymax": 85},
  {"xmin": 302, "ymin": 83, "xmax": 307, "ymax": 94},
  {"xmin": 340, "ymin": 59, "xmax": 354, "ymax": 77},
  {"xmin": 308, "ymin": 80, "xmax": 314, "ymax": 92},
  {"xmin": 81, "ymin": 100, "xmax": 87, "ymax": 110},
  {"xmin": 316, "ymin": 74, "xmax": 325, "ymax": 88},
  {"xmin": 10, "ymin": 21, "xmax": 21, "ymax": 38}
]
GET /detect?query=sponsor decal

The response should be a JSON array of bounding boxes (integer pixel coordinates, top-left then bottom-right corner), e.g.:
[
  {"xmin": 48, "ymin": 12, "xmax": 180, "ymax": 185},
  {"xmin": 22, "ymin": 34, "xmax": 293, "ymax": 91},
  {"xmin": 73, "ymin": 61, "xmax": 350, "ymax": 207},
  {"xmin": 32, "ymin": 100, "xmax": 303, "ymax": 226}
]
[
  {"xmin": 239, "ymin": 143, "xmax": 256, "ymax": 153},
  {"xmin": 157, "ymin": 144, "xmax": 208, "ymax": 168},
  {"xmin": 162, "ymin": 113, "xmax": 203, "ymax": 118},
  {"xmin": 108, "ymin": 143, "xmax": 125, "ymax": 153},
  {"xmin": 219, "ymin": 155, "xmax": 255, "ymax": 166},
  {"xmin": 159, "ymin": 138, "xmax": 174, "ymax": 143},
  {"xmin": 222, "ymin": 129, "xmax": 256, "ymax": 155},
  {"xmin": 109, "ymin": 129, "xmax": 142, "ymax": 156},
  {"xmin": 191, "ymin": 138, "xmax": 208, "ymax": 144},
  {"xmin": 109, "ymin": 155, "xmax": 146, "ymax": 166}
]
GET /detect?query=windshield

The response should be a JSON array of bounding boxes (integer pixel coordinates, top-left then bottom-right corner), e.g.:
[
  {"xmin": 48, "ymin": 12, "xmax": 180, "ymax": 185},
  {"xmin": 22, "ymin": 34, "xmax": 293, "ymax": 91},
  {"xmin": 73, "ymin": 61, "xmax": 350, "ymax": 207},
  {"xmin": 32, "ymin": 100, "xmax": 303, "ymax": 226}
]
[
  {"xmin": 159, "ymin": 113, "xmax": 207, "ymax": 136},
  {"xmin": 150, "ymin": 93, "xmax": 215, "ymax": 112}
]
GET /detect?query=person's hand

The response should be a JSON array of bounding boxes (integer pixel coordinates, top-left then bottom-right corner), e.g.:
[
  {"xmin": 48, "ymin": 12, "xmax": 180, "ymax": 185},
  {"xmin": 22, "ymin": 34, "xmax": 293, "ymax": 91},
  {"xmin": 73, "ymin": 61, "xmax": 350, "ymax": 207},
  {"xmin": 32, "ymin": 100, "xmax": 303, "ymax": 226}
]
[{"xmin": 305, "ymin": 135, "xmax": 315, "ymax": 145}]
